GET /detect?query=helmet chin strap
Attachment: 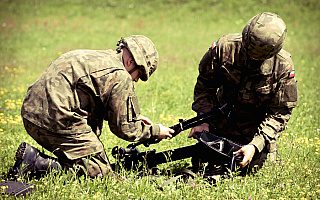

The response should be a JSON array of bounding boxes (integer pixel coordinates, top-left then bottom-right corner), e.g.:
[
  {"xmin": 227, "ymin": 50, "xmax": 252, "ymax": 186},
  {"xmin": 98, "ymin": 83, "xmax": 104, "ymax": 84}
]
[
  {"xmin": 126, "ymin": 61, "xmax": 138, "ymax": 74},
  {"xmin": 128, "ymin": 66, "xmax": 138, "ymax": 74}
]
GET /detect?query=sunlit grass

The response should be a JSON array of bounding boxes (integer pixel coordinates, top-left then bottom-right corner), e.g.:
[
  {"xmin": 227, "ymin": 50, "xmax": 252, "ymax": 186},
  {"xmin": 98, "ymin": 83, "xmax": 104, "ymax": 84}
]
[{"xmin": 1, "ymin": 0, "xmax": 320, "ymax": 199}]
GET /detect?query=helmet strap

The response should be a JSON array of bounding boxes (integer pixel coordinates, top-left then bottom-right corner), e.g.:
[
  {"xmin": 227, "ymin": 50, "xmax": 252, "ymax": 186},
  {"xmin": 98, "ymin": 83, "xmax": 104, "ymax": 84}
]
[
  {"xmin": 127, "ymin": 61, "xmax": 138, "ymax": 74},
  {"xmin": 128, "ymin": 66, "xmax": 138, "ymax": 74}
]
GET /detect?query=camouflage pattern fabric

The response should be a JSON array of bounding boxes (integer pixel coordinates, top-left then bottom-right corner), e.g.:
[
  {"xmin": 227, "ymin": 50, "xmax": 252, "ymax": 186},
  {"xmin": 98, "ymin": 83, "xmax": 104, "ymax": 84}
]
[
  {"xmin": 21, "ymin": 49, "xmax": 160, "ymax": 163},
  {"xmin": 242, "ymin": 12, "xmax": 287, "ymax": 60},
  {"xmin": 192, "ymin": 33, "xmax": 297, "ymax": 168},
  {"xmin": 23, "ymin": 118, "xmax": 112, "ymax": 177}
]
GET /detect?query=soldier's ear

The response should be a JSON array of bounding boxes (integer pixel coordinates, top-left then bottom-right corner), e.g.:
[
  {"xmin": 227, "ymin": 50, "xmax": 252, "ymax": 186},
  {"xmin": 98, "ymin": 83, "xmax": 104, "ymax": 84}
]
[
  {"xmin": 127, "ymin": 57, "xmax": 135, "ymax": 67},
  {"xmin": 130, "ymin": 58, "xmax": 135, "ymax": 65}
]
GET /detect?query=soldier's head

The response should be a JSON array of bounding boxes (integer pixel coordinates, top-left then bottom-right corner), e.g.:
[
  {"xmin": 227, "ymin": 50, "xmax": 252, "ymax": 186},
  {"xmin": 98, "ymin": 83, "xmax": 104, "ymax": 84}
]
[
  {"xmin": 117, "ymin": 35, "xmax": 159, "ymax": 82},
  {"xmin": 242, "ymin": 12, "xmax": 287, "ymax": 60}
]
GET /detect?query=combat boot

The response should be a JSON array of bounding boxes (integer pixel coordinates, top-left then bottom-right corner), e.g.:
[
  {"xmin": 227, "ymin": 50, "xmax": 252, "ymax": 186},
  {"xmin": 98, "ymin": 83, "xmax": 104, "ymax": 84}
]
[{"xmin": 8, "ymin": 142, "xmax": 62, "ymax": 179}]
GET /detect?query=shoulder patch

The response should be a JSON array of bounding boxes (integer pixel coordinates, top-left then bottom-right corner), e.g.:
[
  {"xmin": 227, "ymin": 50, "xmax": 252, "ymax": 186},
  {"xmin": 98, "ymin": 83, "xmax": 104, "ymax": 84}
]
[
  {"xmin": 212, "ymin": 42, "xmax": 216, "ymax": 49},
  {"xmin": 289, "ymin": 70, "xmax": 295, "ymax": 78}
]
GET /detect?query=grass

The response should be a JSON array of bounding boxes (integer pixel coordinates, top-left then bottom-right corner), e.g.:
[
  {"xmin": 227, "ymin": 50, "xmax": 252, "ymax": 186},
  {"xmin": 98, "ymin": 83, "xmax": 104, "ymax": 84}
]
[{"xmin": 0, "ymin": 0, "xmax": 320, "ymax": 199}]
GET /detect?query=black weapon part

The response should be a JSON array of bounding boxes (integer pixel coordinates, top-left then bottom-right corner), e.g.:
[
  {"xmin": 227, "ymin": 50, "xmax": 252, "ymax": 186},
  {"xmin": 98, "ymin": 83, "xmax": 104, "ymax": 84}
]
[
  {"xmin": 0, "ymin": 181, "xmax": 36, "ymax": 197},
  {"xmin": 110, "ymin": 144, "xmax": 200, "ymax": 171},
  {"xmin": 110, "ymin": 130, "xmax": 244, "ymax": 173},
  {"xmin": 130, "ymin": 103, "xmax": 230, "ymax": 148},
  {"xmin": 110, "ymin": 141, "xmax": 243, "ymax": 174}
]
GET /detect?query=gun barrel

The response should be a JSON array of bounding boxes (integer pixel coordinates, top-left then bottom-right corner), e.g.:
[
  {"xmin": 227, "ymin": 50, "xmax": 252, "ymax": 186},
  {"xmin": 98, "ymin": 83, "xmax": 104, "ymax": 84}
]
[
  {"xmin": 130, "ymin": 103, "xmax": 230, "ymax": 148},
  {"xmin": 170, "ymin": 103, "xmax": 229, "ymax": 137},
  {"xmin": 146, "ymin": 144, "xmax": 199, "ymax": 166}
]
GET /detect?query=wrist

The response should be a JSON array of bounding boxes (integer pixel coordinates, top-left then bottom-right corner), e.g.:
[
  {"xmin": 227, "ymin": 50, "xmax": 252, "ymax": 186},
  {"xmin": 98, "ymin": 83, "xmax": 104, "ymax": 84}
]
[
  {"xmin": 249, "ymin": 136, "xmax": 265, "ymax": 153},
  {"xmin": 152, "ymin": 124, "xmax": 160, "ymax": 139},
  {"xmin": 248, "ymin": 144, "xmax": 257, "ymax": 153}
]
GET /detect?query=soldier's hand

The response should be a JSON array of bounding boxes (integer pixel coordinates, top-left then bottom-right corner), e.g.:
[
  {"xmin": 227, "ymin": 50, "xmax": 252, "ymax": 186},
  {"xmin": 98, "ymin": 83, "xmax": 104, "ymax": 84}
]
[
  {"xmin": 188, "ymin": 123, "xmax": 209, "ymax": 139},
  {"xmin": 140, "ymin": 115, "xmax": 153, "ymax": 125},
  {"xmin": 157, "ymin": 124, "xmax": 174, "ymax": 139},
  {"xmin": 237, "ymin": 144, "xmax": 256, "ymax": 168}
]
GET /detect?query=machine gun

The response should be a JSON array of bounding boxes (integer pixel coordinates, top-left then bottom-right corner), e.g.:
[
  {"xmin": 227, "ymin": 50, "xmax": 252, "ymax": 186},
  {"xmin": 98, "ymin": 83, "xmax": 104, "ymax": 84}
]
[{"xmin": 110, "ymin": 103, "xmax": 244, "ymax": 174}]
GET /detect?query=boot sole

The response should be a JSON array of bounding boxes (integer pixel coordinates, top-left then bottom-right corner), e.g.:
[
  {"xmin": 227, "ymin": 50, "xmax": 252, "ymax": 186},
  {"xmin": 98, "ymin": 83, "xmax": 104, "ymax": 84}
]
[
  {"xmin": 15, "ymin": 142, "xmax": 27, "ymax": 160},
  {"xmin": 8, "ymin": 142, "xmax": 37, "ymax": 179}
]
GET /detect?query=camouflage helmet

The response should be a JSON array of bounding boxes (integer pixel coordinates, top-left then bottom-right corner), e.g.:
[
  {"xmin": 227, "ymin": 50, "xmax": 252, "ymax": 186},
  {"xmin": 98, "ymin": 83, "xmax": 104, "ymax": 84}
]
[
  {"xmin": 242, "ymin": 12, "xmax": 287, "ymax": 60},
  {"xmin": 117, "ymin": 35, "xmax": 159, "ymax": 81}
]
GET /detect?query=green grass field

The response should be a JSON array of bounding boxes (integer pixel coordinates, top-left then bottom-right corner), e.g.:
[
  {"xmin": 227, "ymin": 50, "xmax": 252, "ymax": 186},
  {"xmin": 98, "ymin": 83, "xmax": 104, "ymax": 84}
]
[{"xmin": 1, "ymin": 0, "xmax": 319, "ymax": 199}]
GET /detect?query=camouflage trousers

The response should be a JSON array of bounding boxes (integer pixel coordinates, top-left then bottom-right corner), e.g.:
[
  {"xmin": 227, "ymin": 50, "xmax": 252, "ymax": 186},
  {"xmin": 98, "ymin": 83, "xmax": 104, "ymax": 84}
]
[{"xmin": 22, "ymin": 118, "xmax": 113, "ymax": 178}]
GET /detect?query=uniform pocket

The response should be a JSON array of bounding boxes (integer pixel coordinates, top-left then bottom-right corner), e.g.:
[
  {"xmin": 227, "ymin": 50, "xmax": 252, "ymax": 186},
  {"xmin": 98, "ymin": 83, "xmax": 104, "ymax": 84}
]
[
  {"xmin": 282, "ymin": 84, "xmax": 298, "ymax": 102},
  {"xmin": 281, "ymin": 82, "xmax": 298, "ymax": 108},
  {"xmin": 127, "ymin": 94, "xmax": 141, "ymax": 122}
]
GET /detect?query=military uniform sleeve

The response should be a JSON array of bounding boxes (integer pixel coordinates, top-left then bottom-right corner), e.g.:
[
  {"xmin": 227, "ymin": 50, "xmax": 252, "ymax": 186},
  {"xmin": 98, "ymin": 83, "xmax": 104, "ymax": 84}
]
[
  {"xmin": 250, "ymin": 65, "xmax": 298, "ymax": 153},
  {"xmin": 192, "ymin": 47, "xmax": 221, "ymax": 115},
  {"xmin": 107, "ymin": 73, "xmax": 160, "ymax": 142}
]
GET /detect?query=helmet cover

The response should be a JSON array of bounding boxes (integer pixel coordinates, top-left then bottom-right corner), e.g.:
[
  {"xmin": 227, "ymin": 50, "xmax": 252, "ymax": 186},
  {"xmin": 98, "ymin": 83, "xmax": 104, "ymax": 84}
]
[
  {"xmin": 242, "ymin": 12, "xmax": 287, "ymax": 60},
  {"xmin": 117, "ymin": 35, "xmax": 159, "ymax": 81}
]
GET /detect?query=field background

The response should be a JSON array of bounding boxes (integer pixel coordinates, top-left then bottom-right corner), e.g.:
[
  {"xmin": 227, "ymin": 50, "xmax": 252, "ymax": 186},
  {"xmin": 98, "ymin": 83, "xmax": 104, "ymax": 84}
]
[{"xmin": 0, "ymin": 0, "xmax": 319, "ymax": 199}]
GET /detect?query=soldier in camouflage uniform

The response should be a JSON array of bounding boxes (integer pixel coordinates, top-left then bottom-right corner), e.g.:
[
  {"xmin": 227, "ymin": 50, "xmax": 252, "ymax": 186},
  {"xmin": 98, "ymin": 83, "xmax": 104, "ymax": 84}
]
[
  {"xmin": 10, "ymin": 35, "xmax": 174, "ymax": 178},
  {"xmin": 188, "ymin": 12, "xmax": 298, "ymax": 174}
]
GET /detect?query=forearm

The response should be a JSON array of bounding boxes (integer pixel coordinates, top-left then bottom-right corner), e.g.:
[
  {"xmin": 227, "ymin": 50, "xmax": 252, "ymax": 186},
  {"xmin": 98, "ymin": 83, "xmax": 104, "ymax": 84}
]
[
  {"xmin": 107, "ymin": 74, "xmax": 161, "ymax": 142},
  {"xmin": 109, "ymin": 118, "xmax": 160, "ymax": 142},
  {"xmin": 250, "ymin": 107, "xmax": 292, "ymax": 153},
  {"xmin": 251, "ymin": 62, "xmax": 298, "ymax": 152},
  {"xmin": 108, "ymin": 112, "xmax": 160, "ymax": 142}
]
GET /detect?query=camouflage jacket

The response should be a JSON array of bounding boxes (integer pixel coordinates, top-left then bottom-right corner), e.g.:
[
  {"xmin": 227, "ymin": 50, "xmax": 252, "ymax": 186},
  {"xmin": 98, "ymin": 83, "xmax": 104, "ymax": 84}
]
[
  {"xmin": 192, "ymin": 34, "xmax": 298, "ymax": 153},
  {"xmin": 21, "ymin": 49, "xmax": 160, "ymax": 142}
]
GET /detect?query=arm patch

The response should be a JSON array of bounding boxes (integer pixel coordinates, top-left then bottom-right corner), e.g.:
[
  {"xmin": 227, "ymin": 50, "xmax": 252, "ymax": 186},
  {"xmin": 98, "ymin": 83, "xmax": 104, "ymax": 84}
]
[
  {"xmin": 288, "ymin": 70, "xmax": 295, "ymax": 79},
  {"xmin": 282, "ymin": 84, "xmax": 298, "ymax": 102}
]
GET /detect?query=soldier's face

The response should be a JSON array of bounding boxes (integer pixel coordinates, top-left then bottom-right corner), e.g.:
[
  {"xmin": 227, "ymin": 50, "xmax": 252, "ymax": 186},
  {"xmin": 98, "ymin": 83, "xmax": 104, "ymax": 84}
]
[
  {"xmin": 126, "ymin": 61, "xmax": 142, "ymax": 82},
  {"xmin": 131, "ymin": 68, "xmax": 142, "ymax": 82}
]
